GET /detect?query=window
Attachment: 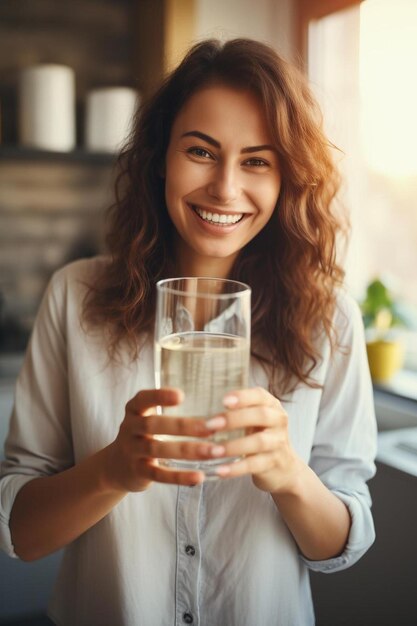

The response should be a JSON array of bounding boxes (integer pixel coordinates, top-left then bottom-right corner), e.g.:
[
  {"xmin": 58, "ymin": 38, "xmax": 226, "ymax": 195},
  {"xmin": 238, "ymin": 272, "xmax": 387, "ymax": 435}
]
[{"xmin": 298, "ymin": 0, "xmax": 417, "ymax": 373}]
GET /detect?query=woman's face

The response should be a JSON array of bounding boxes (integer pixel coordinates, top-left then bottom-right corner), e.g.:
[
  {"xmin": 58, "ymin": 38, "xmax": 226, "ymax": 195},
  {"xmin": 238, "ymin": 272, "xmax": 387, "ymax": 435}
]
[{"xmin": 165, "ymin": 83, "xmax": 282, "ymax": 276}]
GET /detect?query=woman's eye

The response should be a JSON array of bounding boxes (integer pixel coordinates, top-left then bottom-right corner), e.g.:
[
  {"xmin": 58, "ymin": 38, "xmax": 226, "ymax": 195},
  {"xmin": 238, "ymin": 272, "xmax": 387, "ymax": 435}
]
[
  {"xmin": 187, "ymin": 147, "xmax": 213, "ymax": 159},
  {"xmin": 245, "ymin": 158, "xmax": 268, "ymax": 167}
]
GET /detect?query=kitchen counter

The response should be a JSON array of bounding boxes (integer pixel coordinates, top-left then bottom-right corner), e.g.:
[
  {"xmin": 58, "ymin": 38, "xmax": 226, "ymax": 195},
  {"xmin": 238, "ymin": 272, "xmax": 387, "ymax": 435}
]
[
  {"xmin": 377, "ymin": 427, "xmax": 417, "ymax": 477},
  {"xmin": 374, "ymin": 368, "xmax": 417, "ymax": 402},
  {"xmin": 373, "ymin": 369, "xmax": 417, "ymax": 432}
]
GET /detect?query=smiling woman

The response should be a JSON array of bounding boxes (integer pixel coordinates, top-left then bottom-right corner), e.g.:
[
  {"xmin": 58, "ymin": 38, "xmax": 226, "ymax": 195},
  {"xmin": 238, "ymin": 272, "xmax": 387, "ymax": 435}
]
[
  {"xmin": 0, "ymin": 38, "xmax": 377, "ymax": 626},
  {"xmin": 84, "ymin": 38, "xmax": 345, "ymax": 394},
  {"xmin": 164, "ymin": 84, "xmax": 282, "ymax": 277}
]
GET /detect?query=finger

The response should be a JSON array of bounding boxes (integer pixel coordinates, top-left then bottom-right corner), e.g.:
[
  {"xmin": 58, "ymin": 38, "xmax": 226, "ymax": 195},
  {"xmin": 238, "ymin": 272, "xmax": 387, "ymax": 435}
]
[
  {"xmin": 127, "ymin": 388, "xmax": 184, "ymax": 415},
  {"xmin": 132, "ymin": 414, "xmax": 223, "ymax": 438},
  {"xmin": 138, "ymin": 436, "xmax": 219, "ymax": 461},
  {"xmin": 215, "ymin": 429, "xmax": 282, "ymax": 459},
  {"xmin": 215, "ymin": 451, "xmax": 279, "ymax": 479},
  {"xmin": 223, "ymin": 386, "xmax": 281, "ymax": 410},
  {"xmin": 142, "ymin": 459, "xmax": 205, "ymax": 486},
  {"xmin": 217, "ymin": 406, "xmax": 284, "ymax": 432}
]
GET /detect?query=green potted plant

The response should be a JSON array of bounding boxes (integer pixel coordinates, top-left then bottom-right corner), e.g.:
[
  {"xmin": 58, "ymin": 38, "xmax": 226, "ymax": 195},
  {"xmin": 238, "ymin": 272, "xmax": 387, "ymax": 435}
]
[{"xmin": 361, "ymin": 278, "xmax": 406, "ymax": 383}]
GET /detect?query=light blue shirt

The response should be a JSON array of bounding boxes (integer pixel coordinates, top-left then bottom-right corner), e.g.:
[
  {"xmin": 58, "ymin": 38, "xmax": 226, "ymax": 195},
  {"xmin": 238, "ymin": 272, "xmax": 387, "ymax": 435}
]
[{"xmin": 0, "ymin": 257, "xmax": 377, "ymax": 626}]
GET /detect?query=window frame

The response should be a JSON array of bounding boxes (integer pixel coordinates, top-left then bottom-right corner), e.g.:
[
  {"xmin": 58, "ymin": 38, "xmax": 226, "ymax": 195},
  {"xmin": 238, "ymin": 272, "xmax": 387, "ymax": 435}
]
[{"xmin": 295, "ymin": 0, "xmax": 364, "ymax": 64}]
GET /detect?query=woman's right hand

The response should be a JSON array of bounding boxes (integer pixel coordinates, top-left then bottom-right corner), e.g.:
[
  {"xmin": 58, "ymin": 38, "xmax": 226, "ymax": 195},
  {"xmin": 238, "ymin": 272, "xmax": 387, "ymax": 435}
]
[{"xmin": 103, "ymin": 388, "xmax": 223, "ymax": 493}]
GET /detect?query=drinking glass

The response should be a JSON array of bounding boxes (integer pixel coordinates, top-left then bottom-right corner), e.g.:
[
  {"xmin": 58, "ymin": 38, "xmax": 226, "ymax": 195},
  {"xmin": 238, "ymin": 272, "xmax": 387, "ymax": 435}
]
[{"xmin": 154, "ymin": 277, "xmax": 251, "ymax": 478}]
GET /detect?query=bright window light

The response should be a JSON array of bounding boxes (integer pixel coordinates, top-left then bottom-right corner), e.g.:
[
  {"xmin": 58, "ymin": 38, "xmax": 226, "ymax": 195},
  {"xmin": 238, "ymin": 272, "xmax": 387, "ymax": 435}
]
[{"xmin": 360, "ymin": 0, "xmax": 417, "ymax": 176}]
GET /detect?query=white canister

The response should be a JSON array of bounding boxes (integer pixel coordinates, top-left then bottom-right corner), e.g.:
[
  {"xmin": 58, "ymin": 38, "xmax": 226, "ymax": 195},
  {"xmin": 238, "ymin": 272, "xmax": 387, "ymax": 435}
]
[
  {"xmin": 19, "ymin": 64, "xmax": 76, "ymax": 151},
  {"xmin": 85, "ymin": 87, "xmax": 139, "ymax": 153}
]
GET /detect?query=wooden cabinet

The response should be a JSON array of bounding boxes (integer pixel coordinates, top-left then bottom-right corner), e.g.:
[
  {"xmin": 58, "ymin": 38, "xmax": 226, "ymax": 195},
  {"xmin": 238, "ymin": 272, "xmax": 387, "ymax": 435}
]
[{"xmin": 0, "ymin": 1, "xmax": 196, "ymax": 351}]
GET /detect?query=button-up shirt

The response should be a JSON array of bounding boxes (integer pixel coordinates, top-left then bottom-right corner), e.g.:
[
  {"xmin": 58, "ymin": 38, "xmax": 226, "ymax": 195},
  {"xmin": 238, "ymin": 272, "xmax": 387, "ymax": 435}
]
[{"xmin": 0, "ymin": 257, "xmax": 377, "ymax": 626}]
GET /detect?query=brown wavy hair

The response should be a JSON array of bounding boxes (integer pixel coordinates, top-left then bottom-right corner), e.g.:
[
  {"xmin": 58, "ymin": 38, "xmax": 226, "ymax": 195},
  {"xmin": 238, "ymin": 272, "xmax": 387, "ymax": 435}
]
[{"xmin": 83, "ymin": 38, "xmax": 347, "ymax": 394}]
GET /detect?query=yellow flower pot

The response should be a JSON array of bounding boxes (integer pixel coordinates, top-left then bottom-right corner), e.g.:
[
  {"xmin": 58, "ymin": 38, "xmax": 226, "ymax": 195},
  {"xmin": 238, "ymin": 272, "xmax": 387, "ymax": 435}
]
[{"xmin": 366, "ymin": 340, "xmax": 404, "ymax": 383}]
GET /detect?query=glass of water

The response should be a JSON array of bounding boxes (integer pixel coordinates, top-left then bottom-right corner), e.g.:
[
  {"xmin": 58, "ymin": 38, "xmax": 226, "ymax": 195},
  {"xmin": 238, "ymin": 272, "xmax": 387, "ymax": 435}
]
[{"xmin": 154, "ymin": 277, "xmax": 251, "ymax": 478}]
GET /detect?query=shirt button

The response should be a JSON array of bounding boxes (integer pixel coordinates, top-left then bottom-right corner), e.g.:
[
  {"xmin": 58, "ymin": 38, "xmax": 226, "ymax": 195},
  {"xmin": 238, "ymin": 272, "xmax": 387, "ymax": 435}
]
[
  {"xmin": 183, "ymin": 612, "xmax": 194, "ymax": 624},
  {"xmin": 185, "ymin": 544, "xmax": 196, "ymax": 556}
]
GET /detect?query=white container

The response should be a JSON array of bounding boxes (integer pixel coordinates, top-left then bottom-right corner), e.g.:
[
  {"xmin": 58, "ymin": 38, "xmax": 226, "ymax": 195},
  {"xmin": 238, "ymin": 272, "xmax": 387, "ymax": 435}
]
[
  {"xmin": 19, "ymin": 64, "xmax": 76, "ymax": 151},
  {"xmin": 85, "ymin": 87, "xmax": 139, "ymax": 153}
]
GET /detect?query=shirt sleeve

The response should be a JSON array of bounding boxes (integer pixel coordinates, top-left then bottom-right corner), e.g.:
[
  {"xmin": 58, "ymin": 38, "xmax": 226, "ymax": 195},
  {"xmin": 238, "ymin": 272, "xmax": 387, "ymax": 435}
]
[
  {"xmin": 0, "ymin": 270, "xmax": 74, "ymax": 558},
  {"xmin": 300, "ymin": 293, "xmax": 378, "ymax": 573}
]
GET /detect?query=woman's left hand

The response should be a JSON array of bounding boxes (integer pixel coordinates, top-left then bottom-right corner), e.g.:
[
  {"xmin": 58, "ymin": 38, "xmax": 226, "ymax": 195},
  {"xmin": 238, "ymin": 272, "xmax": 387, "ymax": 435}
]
[{"xmin": 211, "ymin": 387, "xmax": 305, "ymax": 494}]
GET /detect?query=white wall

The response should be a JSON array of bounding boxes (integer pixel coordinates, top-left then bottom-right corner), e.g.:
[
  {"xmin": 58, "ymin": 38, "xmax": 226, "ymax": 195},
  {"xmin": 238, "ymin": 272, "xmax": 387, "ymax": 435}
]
[{"xmin": 195, "ymin": 0, "xmax": 296, "ymax": 61}]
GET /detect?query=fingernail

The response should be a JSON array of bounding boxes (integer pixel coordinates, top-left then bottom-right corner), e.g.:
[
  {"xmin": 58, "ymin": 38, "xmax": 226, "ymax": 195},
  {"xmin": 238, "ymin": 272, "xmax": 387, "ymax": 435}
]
[
  {"xmin": 205, "ymin": 416, "xmax": 226, "ymax": 430},
  {"xmin": 211, "ymin": 445, "xmax": 226, "ymax": 457},
  {"xmin": 216, "ymin": 465, "xmax": 231, "ymax": 476},
  {"xmin": 223, "ymin": 394, "xmax": 238, "ymax": 408}
]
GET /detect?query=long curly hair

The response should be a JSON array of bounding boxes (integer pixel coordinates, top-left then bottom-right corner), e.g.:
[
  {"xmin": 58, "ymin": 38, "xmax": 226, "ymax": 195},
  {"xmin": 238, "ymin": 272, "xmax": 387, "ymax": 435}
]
[{"xmin": 83, "ymin": 38, "xmax": 347, "ymax": 395}]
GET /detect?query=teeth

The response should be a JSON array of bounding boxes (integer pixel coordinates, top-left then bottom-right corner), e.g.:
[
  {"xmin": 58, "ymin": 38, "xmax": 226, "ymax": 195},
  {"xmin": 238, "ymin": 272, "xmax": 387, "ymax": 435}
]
[{"xmin": 194, "ymin": 206, "xmax": 243, "ymax": 225}]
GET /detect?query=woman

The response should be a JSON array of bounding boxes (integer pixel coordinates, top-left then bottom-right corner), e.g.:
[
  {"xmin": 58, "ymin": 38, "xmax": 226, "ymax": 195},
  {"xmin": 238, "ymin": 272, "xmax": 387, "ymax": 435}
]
[{"xmin": 0, "ymin": 39, "xmax": 376, "ymax": 625}]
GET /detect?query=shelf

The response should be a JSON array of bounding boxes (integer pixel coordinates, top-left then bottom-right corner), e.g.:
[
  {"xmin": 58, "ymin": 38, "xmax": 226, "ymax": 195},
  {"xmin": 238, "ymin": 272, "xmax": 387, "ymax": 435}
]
[{"xmin": 0, "ymin": 145, "xmax": 117, "ymax": 165}]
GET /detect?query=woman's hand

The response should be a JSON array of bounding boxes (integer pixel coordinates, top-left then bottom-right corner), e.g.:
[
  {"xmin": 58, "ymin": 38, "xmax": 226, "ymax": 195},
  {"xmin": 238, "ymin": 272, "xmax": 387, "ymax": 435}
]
[
  {"xmin": 208, "ymin": 387, "xmax": 353, "ymax": 561},
  {"xmin": 103, "ymin": 388, "xmax": 226, "ymax": 493},
  {"xmin": 211, "ymin": 387, "xmax": 305, "ymax": 494}
]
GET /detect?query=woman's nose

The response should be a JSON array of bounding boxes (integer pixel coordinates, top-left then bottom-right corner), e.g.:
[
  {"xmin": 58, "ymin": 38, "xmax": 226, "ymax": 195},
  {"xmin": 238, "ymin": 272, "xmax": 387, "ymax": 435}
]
[{"xmin": 207, "ymin": 163, "xmax": 240, "ymax": 204}]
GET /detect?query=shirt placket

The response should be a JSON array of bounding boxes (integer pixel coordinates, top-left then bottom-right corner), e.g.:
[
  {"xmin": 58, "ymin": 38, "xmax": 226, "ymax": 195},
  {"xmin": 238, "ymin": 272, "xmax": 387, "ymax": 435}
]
[{"xmin": 175, "ymin": 483, "xmax": 204, "ymax": 626}]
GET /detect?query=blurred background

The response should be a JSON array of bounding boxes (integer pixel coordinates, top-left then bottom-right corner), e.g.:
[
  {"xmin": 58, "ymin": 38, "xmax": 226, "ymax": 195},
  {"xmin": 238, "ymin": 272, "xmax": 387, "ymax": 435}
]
[{"xmin": 0, "ymin": 1, "xmax": 416, "ymax": 625}]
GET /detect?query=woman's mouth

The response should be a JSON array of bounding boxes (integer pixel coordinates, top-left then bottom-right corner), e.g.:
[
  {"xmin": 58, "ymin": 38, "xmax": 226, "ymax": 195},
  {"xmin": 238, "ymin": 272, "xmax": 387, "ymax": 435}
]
[{"xmin": 190, "ymin": 204, "xmax": 244, "ymax": 226}]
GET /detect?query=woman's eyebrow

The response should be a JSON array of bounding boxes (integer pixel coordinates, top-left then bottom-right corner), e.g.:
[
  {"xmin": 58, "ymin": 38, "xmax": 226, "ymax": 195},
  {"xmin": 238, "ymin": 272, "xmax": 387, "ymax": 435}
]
[
  {"xmin": 241, "ymin": 145, "xmax": 276, "ymax": 154},
  {"xmin": 181, "ymin": 130, "xmax": 276, "ymax": 154},
  {"xmin": 181, "ymin": 130, "xmax": 220, "ymax": 148}
]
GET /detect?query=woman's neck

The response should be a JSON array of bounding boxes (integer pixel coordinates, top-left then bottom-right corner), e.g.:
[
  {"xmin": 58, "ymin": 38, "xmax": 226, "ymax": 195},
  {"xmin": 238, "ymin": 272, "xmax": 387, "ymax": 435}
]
[{"xmin": 175, "ymin": 245, "xmax": 238, "ymax": 279}]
